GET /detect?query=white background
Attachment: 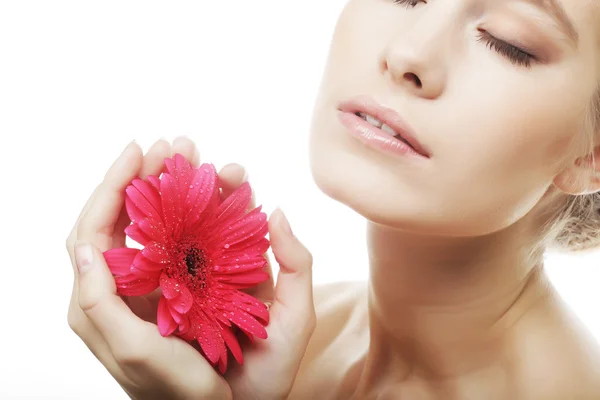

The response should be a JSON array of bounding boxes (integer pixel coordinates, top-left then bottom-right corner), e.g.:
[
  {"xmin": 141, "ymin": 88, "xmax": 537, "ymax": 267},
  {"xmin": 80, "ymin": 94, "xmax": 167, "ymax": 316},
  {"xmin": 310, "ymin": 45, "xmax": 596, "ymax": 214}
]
[{"xmin": 1, "ymin": 1, "xmax": 598, "ymax": 399}]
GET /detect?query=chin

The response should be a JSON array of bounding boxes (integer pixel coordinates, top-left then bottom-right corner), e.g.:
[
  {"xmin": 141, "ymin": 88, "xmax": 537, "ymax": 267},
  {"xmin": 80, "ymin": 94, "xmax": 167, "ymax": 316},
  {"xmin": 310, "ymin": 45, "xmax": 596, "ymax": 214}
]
[
  {"xmin": 309, "ymin": 134, "xmax": 532, "ymax": 237},
  {"xmin": 309, "ymin": 133, "xmax": 437, "ymax": 232}
]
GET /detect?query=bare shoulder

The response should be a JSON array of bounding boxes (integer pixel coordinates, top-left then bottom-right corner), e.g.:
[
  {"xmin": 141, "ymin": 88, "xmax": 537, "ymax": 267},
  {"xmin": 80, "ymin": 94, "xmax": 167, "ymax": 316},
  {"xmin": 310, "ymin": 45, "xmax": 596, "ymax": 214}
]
[
  {"xmin": 288, "ymin": 281, "xmax": 369, "ymax": 399},
  {"xmin": 511, "ymin": 290, "xmax": 600, "ymax": 399},
  {"xmin": 306, "ymin": 280, "xmax": 368, "ymax": 356},
  {"xmin": 312, "ymin": 280, "xmax": 368, "ymax": 311}
]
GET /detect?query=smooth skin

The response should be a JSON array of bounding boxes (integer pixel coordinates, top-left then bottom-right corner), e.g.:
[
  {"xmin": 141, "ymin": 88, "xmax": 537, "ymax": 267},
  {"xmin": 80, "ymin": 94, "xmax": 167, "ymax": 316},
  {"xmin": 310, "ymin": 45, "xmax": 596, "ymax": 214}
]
[
  {"xmin": 66, "ymin": 137, "xmax": 315, "ymax": 400},
  {"xmin": 68, "ymin": 0, "xmax": 600, "ymax": 398}
]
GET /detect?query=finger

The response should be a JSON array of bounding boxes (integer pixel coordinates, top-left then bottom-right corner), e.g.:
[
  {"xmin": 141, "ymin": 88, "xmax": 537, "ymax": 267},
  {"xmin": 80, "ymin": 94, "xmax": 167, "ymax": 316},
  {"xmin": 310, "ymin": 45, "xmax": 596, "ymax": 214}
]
[
  {"xmin": 218, "ymin": 163, "xmax": 255, "ymax": 209},
  {"xmin": 65, "ymin": 142, "xmax": 143, "ymax": 383},
  {"xmin": 74, "ymin": 242, "xmax": 226, "ymax": 394},
  {"xmin": 112, "ymin": 139, "xmax": 173, "ymax": 248},
  {"xmin": 139, "ymin": 138, "xmax": 172, "ymax": 179},
  {"xmin": 268, "ymin": 208, "xmax": 315, "ymax": 326},
  {"xmin": 217, "ymin": 163, "xmax": 269, "ymax": 299},
  {"xmin": 67, "ymin": 286, "xmax": 125, "ymax": 379},
  {"xmin": 74, "ymin": 241, "xmax": 153, "ymax": 352},
  {"xmin": 76, "ymin": 142, "xmax": 143, "ymax": 252},
  {"xmin": 242, "ymin": 254, "xmax": 274, "ymax": 304},
  {"xmin": 172, "ymin": 136, "xmax": 200, "ymax": 167}
]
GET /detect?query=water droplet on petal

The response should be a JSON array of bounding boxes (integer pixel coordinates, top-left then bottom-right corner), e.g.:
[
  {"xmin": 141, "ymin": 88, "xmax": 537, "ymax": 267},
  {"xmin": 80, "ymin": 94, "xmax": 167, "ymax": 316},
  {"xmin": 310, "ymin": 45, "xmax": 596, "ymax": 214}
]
[{"xmin": 224, "ymin": 244, "xmax": 230, "ymax": 249}]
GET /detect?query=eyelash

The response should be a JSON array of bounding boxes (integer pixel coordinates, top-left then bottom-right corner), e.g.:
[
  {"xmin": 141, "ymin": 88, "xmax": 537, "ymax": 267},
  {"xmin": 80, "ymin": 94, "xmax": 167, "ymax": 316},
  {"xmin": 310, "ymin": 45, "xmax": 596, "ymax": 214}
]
[
  {"xmin": 391, "ymin": 0, "xmax": 536, "ymax": 68},
  {"xmin": 392, "ymin": 0, "xmax": 426, "ymax": 7},
  {"xmin": 476, "ymin": 30, "xmax": 535, "ymax": 68}
]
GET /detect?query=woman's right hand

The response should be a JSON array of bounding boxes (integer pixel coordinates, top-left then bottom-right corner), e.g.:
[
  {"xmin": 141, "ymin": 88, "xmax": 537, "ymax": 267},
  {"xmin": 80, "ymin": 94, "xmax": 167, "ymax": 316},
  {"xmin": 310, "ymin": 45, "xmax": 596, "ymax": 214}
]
[{"xmin": 66, "ymin": 138, "xmax": 316, "ymax": 400}]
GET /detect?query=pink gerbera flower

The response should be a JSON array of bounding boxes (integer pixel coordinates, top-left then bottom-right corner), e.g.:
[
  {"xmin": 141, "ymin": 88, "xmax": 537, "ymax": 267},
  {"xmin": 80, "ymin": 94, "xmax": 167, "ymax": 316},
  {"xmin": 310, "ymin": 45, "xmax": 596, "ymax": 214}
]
[{"xmin": 103, "ymin": 154, "xmax": 271, "ymax": 373}]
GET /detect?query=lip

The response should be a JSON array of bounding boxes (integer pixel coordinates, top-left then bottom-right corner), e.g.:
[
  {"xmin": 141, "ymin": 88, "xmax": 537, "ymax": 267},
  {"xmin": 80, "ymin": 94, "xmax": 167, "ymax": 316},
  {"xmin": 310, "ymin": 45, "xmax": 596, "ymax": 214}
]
[{"xmin": 337, "ymin": 95, "xmax": 430, "ymax": 159}]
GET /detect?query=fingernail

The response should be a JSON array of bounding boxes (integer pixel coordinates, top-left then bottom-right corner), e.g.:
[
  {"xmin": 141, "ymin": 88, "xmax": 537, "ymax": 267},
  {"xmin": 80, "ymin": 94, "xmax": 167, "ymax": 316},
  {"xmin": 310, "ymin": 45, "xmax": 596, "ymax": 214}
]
[
  {"xmin": 278, "ymin": 208, "xmax": 293, "ymax": 236},
  {"xmin": 75, "ymin": 243, "xmax": 94, "ymax": 273},
  {"xmin": 242, "ymin": 169, "xmax": 249, "ymax": 183}
]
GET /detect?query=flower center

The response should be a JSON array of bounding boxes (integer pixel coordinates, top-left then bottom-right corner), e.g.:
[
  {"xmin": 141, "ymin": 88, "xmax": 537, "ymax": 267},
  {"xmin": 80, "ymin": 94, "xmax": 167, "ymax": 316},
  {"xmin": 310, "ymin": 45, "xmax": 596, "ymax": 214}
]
[
  {"xmin": 168, "ymin": 238, "xmax": 212, "ymax": 292},
  {"xmin": 185, "ymin": 246, "xmax": 204, "ymax": 277}
]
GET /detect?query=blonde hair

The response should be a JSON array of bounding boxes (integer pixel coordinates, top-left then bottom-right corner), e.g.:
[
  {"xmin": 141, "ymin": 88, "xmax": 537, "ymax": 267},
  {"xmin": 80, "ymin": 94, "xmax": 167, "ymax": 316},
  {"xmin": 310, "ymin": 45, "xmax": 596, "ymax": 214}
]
[{"xmin": 543, "ymin": 87, "xmax": 600, "ymax": 252}]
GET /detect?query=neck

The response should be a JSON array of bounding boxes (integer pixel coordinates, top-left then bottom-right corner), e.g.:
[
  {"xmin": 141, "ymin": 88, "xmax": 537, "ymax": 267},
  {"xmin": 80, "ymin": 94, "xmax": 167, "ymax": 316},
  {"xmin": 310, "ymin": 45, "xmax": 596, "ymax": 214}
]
[{"xmin": 355, "ymin": 218, "xmax": 550, "ymax": 393}]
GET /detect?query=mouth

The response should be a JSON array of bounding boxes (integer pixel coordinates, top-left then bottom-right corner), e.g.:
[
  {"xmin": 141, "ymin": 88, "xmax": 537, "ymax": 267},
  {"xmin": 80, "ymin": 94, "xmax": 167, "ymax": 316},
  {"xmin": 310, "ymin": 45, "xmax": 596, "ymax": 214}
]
[{"xmin": 337, "ymin": 96, "xmax": 430, "ymax": 158}]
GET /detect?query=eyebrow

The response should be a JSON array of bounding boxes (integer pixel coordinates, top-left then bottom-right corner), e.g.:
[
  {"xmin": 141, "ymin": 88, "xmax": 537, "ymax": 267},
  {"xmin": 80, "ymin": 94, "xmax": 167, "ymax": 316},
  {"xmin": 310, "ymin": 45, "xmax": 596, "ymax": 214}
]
[{"xmin": 525, "ymin": 0, "xmax": 579, "ymax": 45}]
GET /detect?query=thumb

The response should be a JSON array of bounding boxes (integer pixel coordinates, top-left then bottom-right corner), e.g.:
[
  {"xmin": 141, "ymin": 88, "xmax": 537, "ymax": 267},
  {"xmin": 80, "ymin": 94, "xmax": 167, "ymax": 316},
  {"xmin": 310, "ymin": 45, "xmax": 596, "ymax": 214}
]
[
  {"xmin": 74, "ymin": 241, "xmax": 145, "ymax": 346},
  {"xmin": 268, "ymin": 208, "xmax": 315, "ymax": 320}
]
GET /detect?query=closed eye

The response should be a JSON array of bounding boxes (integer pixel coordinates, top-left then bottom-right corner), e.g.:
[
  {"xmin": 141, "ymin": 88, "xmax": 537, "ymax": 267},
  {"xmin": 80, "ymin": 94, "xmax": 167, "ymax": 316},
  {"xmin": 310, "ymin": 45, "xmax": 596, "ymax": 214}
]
[
  {"xmin": 477, "ymin": 30, "xmax": 536, "ymax": 68},
  {"xmin": 392, "ymin": 0, "xmax": 426, "ymax": 8}
]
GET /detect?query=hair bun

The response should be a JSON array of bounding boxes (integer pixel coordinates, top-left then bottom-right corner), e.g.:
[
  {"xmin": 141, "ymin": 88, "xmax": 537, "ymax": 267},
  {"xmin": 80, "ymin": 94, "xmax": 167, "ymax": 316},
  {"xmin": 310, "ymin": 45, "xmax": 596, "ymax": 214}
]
[{"xmin": 551, "ymin": 192, "xmax": 600, "ymax": 252}]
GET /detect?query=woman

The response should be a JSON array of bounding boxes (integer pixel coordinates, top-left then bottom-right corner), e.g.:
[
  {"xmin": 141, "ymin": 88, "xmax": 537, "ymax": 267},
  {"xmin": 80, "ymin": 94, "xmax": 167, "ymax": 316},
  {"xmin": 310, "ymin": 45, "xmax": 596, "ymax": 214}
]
[{"xmin": 66, "ymin": 0, "xmax": 600, "ymax": 398}]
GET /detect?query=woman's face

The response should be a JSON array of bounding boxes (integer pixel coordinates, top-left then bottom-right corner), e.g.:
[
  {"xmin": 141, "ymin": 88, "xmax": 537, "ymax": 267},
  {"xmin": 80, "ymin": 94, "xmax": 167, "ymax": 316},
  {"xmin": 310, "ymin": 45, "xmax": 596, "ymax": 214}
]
[{"xmin": 309, "ymin": 0, "xmax": 600, "ymax": 236}]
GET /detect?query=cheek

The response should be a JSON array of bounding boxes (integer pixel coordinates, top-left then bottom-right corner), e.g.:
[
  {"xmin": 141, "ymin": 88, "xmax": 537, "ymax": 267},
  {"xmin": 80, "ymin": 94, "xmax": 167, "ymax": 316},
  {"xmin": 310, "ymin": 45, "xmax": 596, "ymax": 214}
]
[
  {"xmin": 423, "ymin": 87, "xmax": 583, "ymax": 234},
  {"xmin": 307, "ymin": 0, "xmax": 591, "ymax": 236}
]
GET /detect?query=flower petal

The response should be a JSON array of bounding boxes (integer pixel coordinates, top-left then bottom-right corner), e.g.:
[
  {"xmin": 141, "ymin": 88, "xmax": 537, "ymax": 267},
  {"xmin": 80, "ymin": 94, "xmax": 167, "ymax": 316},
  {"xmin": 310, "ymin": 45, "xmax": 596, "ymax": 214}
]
[
  {"xmin": 231, "ymin": 291, "xmax": 269, "ymax": 323},
  {"xmin": 129, "ymin": 266, "xmax": 162, "ymax": 281},
  {"xmin": 103, "ymin": 247, "xmax": 139, "ymax": 276},
  {"xmin": 124, "ymin": 223, "xmax": 151, "ymax": 246},
  {"xmin": 170, "ymin": 286, "xmax": 194, "ymax": 314},
  {"xmin": 126, "ymin": 184, "xmax": 162, "ymax": 222},
  {"xmin": 137, "ymin": 218, "xmax": 167, "ymax": 243},
  {"xmin": 217, "ymin": 352, "xmax": 228, "ymax": 375},
  {"xmin": 238, "ymin": 326, "xmax": 256, "ymax": 344},
  {"xmin": 114, "ymin": 275, "xmax": 159, "ymax": 296},
  {"xmin": 194, "ymin": 312, "xmax": 222, "ymax": 364},
  {"xmin": 158, "ymin": 296, "xmax": 178, "ymax": 336},
  {"xmin": 184, "ymin": 164, "xmax": 218, "ymax": 229},
  {"xmin": 223, "ymin": 237, "xmax": 270, "ymax": 260},
  {"xmin": 132, "ymin": 251, "xmax": 164, "ymax": 272},
  {"xmin": 228, "ymin": 308, "xmax": 268, "ymax": 339},
  {"xmin": 169, "ymin": 304, "xmax": 183, "ymax": 324},
  {"xmin": 209, "ymin": 182, "xmax": 252, "ymax": 228},
  {"xmin": 178, "ymin": 313, "xmax": 191, "ymax": 334},
  {"xmin": 142, "ymin": 242, "xmax": 170, "ymax": 264},
  {"xmin": 148, "ymin": 175, "xmax": 161, "ymax": 191},
  {"xmin": 220, "ymin": 324, "xmax": 244, "ymax": 365},
  {"xmin": 217, "ymin": 270, "xmax": 270, "ymax": 288},
  {"xmin": 160, "ymin": 173, "xmax": 183, "ymax": 238},
  {"xmin": 213, "ymin": 256, "xmax": 267, "ymax": 275},
  {"xmin": 131, "ymin": 178, "xmax": 162, "ymax": 218},
  {"xmin": 125, "ymin": 196, "xmax": 146, "ymax": 223},
  {"xmin": 159, "ymin": 273, "xmax": 186, "ymax": 300},
  {"xmin": 216, "ymin": 211, "xmax": 268, "ymax": 248},
  {"xmin": 171, "ymin": 153, "xmax": 195, "ymax": 195}
]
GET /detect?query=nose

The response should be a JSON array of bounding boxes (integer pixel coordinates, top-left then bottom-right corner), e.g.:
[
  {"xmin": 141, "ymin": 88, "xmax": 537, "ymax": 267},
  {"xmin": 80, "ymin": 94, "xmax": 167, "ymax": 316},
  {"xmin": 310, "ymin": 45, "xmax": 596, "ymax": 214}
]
[{"xmin": 381, "ymin": 15, "xmax": 451, "ymax": 99}]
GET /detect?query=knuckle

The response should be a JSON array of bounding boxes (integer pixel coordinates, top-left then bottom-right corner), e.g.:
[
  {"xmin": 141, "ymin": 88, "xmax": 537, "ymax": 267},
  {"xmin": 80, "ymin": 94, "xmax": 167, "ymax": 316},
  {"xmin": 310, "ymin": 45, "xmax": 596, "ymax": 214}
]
[
  {"xmin": 113, "ymin": 343, "xmax": 150, "ymax": 368},
  {"xmin": 77, "ymin": 293, "xmax": 96, "ymax": 314},
  {"xmin": 67, "ymin": 308, "xmax": 85, "ymax": 335}
]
